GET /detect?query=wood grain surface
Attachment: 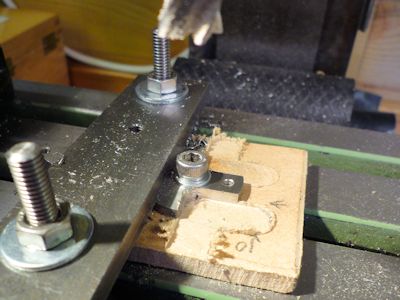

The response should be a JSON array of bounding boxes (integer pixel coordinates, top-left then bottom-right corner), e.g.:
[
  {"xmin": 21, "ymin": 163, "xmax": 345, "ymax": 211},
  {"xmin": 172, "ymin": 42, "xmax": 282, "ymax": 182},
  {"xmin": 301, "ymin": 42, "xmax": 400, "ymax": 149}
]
[
  {"xmin": 131, "ymin": 130, "xmax": 308, "ymax": 293},
  {"xmin": 0, "ymin": 8, "xmax": 69, "ymax": 85},
  {"xmin": 69, "ymin": 59, "xmax": 136, "ymax": 92},
  {"xmin": 348, "ymin": 0, "xmax": 400, "ymax": 103}
]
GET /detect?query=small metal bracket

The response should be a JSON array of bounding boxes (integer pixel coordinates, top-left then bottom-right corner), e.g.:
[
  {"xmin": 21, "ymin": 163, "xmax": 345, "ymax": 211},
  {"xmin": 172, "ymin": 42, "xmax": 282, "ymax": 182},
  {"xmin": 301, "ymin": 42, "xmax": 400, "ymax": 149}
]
[{"xmin": 155, "ymin": 171, "xmax": 244, "ymax": 217}]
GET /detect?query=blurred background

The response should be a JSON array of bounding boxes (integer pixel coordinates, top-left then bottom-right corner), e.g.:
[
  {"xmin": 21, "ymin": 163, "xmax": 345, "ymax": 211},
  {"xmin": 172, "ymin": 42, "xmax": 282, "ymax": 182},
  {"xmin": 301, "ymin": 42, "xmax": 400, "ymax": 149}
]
[{"xmin": 0, "ymin": 0, "xmax": 399, "ymax": 131}]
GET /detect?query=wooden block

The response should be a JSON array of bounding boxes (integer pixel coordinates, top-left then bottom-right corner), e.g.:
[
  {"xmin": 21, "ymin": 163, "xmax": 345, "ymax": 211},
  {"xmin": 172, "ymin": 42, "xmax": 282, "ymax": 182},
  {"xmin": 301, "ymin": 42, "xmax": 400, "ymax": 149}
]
[
  {"xmin": 380, "ymin": 99, "xmax": 400, "ymax": 114},
  {"xmin": 131, "ymin": 130, "xmax": 308, "ymax": 293},
  {"xmin": 348, "ymin": 0, "xmax": 400, "ymax": 103},
  {"xmin": 68, "ymin": 59, "xmax": 137, "ymax": 93},
  {"xmin": 0, "ymin": 8, "xmax": 69, "ymax": 85},
  {"xmin": 14, "ymin": 0, "xmax": 188, "ymax": 65}
]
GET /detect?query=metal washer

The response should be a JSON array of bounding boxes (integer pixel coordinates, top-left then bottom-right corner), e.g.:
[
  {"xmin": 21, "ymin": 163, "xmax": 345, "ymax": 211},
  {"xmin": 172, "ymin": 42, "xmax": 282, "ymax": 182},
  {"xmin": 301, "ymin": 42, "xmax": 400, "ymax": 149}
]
[
  {"xmin": 135, "ymin": 79, "xmax": 188, "ymax": 105},
  {"xmin": 0, "ymin": 205, "xmax": 94, "ymax": 272}
]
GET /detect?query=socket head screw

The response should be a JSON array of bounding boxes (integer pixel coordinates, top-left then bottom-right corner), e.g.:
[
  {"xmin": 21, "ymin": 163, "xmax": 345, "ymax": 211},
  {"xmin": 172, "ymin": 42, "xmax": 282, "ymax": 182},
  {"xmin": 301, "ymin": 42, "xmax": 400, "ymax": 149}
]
[{"xmin": 176, "ymin": 150, "xmax": 211, "ymax": 187}]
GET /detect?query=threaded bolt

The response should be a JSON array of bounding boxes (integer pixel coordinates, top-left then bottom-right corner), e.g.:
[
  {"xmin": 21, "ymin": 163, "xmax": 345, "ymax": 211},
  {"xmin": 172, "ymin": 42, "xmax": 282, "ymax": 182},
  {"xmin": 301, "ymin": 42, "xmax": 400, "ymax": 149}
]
[
  {"xmin": 152, "ymin": 28, "xmax": 171, "ymax": 80},
  {"xmin": 5, "ymin": 142, "xmax": 59, "ymax": 226}
]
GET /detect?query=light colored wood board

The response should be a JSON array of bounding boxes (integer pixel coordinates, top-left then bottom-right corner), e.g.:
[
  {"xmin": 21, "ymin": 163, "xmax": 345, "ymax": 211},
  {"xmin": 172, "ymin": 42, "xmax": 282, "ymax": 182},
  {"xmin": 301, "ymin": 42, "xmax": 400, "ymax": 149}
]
[
  {"xmin": 346, "ymin": 5, "xmax": 375, "ymax": 80},
  {"xmin": 131, "ymin": 130, "xmax": 308, "ymax": 293},
  {"xmin": 379, "ymin": 98, "xmax": 400, "ymax": 115},
  {"xmin": 1, "ymin": 8, "xmax": 58, "ymax": 63},
  {"xmin": 0, "ymin": 8, "xmax": 56, "ymax": 43},
  {"xmin": 69, "ymin": 60, "xmax": 137, "ymax": 93},
  {"xmin": 12, "ymin": 42, "xmax": 69, "ymax": 85},
  {"xmin": 14, "ymin": 0, "xmax": 188, "ymax": 65},
  {"xmin": 358, "ymin": 0, "xmax": 400, "ymax": 90},
  {"xmin": 0, "ymin": 8, "xmax": 69, "ymax": 85},
  {"xmin": 350, "ymin": 0, "xmax": 400, "ymax": 98}
]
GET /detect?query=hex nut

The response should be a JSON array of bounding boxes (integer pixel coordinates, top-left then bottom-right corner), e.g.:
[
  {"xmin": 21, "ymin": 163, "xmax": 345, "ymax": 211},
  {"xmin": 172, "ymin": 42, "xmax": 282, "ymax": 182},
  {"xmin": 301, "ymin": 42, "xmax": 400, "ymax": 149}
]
[
  {"xmin": 16, "ymin": 202, "xmax": 73, "ymax": 251},
  {"xmin": 147, "ymin": 72, "xmax": 177, "ymax": 94}
]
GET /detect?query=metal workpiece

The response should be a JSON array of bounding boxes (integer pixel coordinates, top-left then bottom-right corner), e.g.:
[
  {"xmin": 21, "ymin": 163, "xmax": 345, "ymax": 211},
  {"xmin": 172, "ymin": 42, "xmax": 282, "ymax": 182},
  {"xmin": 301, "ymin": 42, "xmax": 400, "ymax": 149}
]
[
  {"xmin": 155, "ymin": 170, "xmax": 244, "ymax": 217},
  {"xmin": 0, "ymin": 78, "xmax": 207, "ymax": 299},
  {"xmin": 176, "ymin": 150, "xmax": 211, "ymax": 187},
  {"xmin": 136, "ymin": 29, "xmax": 188, "ymax": 104},
  {"xmin": 155, "ymin": 149, "xmax": 244, "ymax": 216},
  {"xmin": 0, "ymin": 142, "xmax": 94, "ymax": 271}
]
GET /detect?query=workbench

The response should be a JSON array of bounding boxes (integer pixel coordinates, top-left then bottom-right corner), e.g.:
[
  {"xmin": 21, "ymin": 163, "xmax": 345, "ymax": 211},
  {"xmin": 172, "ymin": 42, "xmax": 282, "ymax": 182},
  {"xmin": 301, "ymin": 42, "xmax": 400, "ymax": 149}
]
[{"xmin": 0, "ymin": 80, "xmax": 399, "ymax": 299}]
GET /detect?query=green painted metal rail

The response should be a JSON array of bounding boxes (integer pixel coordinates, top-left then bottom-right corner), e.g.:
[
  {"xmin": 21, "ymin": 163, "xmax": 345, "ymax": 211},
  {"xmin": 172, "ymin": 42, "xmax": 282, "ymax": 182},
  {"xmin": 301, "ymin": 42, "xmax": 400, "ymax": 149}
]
[
  {"xmin": 199, "ymin": 129, "xmax": 400, "ymax": 257},
  {"xmin": 200, "ymin": 129, "xmax": 400, "ymax": 180},
  {"xmin": 5, "ymin": 93, "xmax": 400, "ymax": 299}
]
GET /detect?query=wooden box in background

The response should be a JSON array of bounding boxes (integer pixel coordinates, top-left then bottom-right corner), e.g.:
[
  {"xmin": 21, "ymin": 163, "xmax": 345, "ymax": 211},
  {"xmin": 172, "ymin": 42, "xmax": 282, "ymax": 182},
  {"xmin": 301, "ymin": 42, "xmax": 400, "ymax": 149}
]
[{"xmin": 0, "ymin": 8, "xmax": 69, "ymax": 85}]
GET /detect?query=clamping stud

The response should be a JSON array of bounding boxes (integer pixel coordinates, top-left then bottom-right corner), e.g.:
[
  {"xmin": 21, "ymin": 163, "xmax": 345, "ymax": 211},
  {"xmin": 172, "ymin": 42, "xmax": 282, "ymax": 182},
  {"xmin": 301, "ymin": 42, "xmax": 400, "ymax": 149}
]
[{"xmin": 0, "ymin": 142, "xmax": 94, "ymax": 272}]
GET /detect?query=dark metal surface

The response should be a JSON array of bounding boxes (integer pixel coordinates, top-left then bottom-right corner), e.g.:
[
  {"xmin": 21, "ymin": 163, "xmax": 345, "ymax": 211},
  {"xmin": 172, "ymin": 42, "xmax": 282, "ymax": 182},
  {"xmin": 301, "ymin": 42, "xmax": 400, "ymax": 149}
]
[
  {"xmin": 200, "ymin": 107, "xmax": 400, "ymax": 157},
  {"xmin": 0, "ymin": 117, "xmax": 85, "ymax": 180},
  {"xmin": 190, "ymin": 0, "xmax": 367, "ymax": 75},
  {"xmin": 0, "ymin": 78, "xmax": 207, "ymax": 299},
  {"xmin": 0, "ymin": 180, "xmax": 18, "ymax": 220},
  {"xmin": 218, "ymin": 0, "xmax": 327, "ymax": 71},
  {"xmin": 0, "ymin": 118, "xmax": 85, "ymax": 152},
  {"xmin": 1, "ymin": 81, "xmax": 399, "ymax": 299},
  {"xmin": 315, "ymin": 0, "xmax": 367, "ymax": 75},
  {"xmin": 307, "ymin": 167, "xmax": 400, "ymax": 224},
  {"xmin": 12, "ymin": 80, "xmax": 116, "ymax": 127},
  {"xmin": 0, "ymin": 48, "xmax": 14, "ymax": 108},
  {"xmin": 123, "ymin": 239, "xmax": 400, "ymax": 299}
]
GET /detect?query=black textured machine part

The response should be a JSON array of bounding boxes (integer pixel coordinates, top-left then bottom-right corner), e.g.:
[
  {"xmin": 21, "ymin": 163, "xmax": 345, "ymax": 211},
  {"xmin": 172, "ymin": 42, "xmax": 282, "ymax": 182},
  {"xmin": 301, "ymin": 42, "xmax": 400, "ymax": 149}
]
[
  {"xmin": 351, "ymin": 111, "xmax": 396, "ymax": 133},
  {"xmin": 353, "ymin": 90, "xmax": 381, "ymax": 112},
  {"xmin": 217, "ymin": 0, "xmax": 327, "ymax": 72},
  {"xmin": 174, "ymin": 58, "xmax": 355, "ymax": 124}
]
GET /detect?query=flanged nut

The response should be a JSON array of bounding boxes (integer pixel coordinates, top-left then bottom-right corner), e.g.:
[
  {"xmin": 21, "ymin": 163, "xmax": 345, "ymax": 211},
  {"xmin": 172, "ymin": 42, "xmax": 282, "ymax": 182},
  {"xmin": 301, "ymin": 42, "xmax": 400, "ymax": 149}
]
[
  {"xmin": 176, "ymin": 150, "xmax": 211, "ymax": 186},
  {"xmin": 16, "ymin": 202, "xmax": 73, "ymax": 251},
  {"xmin": 147, "ymin": 72, "xmax": 177, "ymax": 94}
]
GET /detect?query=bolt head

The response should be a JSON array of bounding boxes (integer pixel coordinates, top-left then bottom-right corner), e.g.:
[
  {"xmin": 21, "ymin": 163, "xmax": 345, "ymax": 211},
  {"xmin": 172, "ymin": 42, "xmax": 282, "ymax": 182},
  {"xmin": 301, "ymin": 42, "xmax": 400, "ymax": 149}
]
[
  {"xmin": 16, "ymin": 202, "xmax": 73, "ymax": 251},
  {"xmin": 176, "ymin": 150, "xmax": 209, "ymax": 180},
  {"xmin": 147, "ymin": 72, "xmax": 177, "ymax": 94}
]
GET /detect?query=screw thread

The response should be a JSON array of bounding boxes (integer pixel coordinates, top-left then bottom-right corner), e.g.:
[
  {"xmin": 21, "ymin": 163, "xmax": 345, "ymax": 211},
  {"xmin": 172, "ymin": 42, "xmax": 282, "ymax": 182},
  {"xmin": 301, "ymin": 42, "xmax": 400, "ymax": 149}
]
[
  {"xmin": 152, "ymin": 29, "xmax": 171, "ymax": 80},
  {"xmin": 6, "ymin": 142, "xmax": 59, "ymax": 226}
]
